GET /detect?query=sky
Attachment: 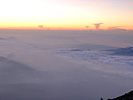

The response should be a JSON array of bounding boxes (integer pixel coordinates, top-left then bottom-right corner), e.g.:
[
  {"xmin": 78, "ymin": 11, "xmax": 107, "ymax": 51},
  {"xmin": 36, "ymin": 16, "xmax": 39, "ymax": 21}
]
[{"xmin": 0, "ymin": 0, "xmax": 133, "ymax": 30}]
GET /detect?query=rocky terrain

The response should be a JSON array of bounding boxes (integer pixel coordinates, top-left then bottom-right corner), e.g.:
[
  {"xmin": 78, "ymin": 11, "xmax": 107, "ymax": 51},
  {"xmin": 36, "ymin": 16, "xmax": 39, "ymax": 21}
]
[{"xmin": 107, "ymin": 91, "xmax": 133, "ymax": 100}]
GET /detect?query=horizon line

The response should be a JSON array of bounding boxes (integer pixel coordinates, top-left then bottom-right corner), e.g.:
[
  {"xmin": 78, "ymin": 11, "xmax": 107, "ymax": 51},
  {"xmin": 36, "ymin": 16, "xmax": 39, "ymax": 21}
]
[{"xmin": 0, "ymin": 28, "xmax": 133, "ymax": 31}]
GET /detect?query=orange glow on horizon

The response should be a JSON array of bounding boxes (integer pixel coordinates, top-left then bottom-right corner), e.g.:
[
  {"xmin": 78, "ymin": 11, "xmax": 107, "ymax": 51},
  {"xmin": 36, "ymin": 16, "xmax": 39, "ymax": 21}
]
[
  {"xmin": 0, "ymin": 0, "xmax": 132, "ymax": 31},
  {"xmin": 0, "ymin": 25, "xmax": 132, "ymax": 31}
]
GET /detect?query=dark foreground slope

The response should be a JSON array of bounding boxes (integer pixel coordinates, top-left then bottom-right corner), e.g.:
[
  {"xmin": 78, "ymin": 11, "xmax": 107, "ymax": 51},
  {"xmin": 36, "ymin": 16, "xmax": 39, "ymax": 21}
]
[{"xmin": 107, "ymin": 91, "xmax": 133, "ymax": 100}]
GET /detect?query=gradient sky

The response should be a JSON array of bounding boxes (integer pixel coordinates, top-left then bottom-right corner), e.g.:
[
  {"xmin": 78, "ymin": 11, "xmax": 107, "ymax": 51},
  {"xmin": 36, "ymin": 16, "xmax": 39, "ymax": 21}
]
[{"xmin": 0, "ymin": 0, "xmax": 133, "ymax": 30}]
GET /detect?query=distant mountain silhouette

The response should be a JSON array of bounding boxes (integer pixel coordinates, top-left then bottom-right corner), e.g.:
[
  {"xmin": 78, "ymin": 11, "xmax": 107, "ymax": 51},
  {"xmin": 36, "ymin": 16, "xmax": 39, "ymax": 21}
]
[{"xmin": 107, "ymin": 91, "xmax": 133, "ymax": 100}]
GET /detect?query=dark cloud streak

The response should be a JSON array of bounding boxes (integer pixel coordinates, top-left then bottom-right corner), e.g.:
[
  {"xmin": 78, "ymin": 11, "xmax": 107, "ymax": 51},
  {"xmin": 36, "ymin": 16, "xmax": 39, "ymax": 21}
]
[{"xmin": 94, "ymin": 23, "xmax": 103, "ymax": 30}]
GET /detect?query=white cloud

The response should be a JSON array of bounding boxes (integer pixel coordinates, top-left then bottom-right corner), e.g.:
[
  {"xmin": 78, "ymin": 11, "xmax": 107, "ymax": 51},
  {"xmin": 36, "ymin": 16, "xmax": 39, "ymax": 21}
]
[{"xmin": 56, "ymin": 48, "xmax": 133, "ymax": 78}]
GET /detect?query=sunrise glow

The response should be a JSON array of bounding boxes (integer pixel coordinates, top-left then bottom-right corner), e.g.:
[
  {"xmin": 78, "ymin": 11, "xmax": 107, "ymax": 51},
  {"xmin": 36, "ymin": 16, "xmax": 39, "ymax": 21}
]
[{"xmin": 0, "ymin": 0, "xmax": 132, "ymax": 30}]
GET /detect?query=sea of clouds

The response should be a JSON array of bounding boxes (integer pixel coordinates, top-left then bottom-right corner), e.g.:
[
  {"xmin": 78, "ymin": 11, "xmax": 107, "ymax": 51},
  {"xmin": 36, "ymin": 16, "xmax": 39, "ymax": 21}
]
[
  {"xmin": 56, "ymin": 48, "xmax": 133, "ymax": 78},
  {"xmin": 0, "ymin": 30, "xmax": 133, "ymax": 100}
]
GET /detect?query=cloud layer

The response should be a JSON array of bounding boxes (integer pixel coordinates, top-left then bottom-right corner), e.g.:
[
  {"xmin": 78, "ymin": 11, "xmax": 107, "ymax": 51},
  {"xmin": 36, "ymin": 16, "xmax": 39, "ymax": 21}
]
[
  {"xmin": 0, "ymin": 30, "xmax": 133, "ymax": 100},
  {"xmin": 56, "ymin": 48, "xmax": 133, "ymax": 78}
]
